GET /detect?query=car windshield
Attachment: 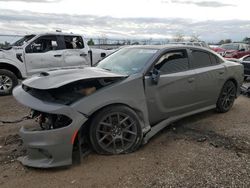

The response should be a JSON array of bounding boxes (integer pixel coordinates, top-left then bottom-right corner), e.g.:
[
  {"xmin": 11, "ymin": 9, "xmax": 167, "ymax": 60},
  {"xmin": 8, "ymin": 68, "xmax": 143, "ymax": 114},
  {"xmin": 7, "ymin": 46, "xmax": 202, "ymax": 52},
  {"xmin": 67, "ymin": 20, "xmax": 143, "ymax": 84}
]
[
  {"xmin": 11, "ymin": 35, "xmax": 35, "ymax": 46},
  {"xmin": 220, "ymin": 44, "xmax": 239, "ymax": 50},
  {"xmin": 97, "ymin": 48, "xmax": 158, "ymax": 75}
]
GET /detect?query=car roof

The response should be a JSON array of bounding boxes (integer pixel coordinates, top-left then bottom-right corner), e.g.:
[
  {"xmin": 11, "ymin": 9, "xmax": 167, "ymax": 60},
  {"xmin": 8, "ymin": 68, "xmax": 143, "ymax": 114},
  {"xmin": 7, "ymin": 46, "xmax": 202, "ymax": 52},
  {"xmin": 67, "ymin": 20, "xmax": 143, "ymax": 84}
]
[
  {"xmin": 124, "ymin": 45, "xmax": 222, "ymax": 59},
  {"xmin": 124, "ymin": 44, "xmax": 212, "ymax": 52},
  {"xmin": 26, "ymin": 32, "xmax": 82, "ymax": 36}
]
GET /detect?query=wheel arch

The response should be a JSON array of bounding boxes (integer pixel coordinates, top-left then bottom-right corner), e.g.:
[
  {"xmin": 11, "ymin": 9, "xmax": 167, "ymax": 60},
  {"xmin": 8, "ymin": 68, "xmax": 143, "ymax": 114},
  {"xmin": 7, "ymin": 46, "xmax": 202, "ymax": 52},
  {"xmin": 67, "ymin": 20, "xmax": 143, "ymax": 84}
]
[
  {"xmin": 0, "ymin": 62, "xmax": 23, "ymax": 79},
  {"xmin": 82, "ymin": 103, "xmax": 144, "ymax": 130},
  {"xmin": 71, "ymin": 102, "xmax": 145, "ymax": 158},
  {"xmin": 74, "ymin": 103, "xmax": 146, "ymax": 144},
  {"xmin": 225, "ymin": 77, "xmax": 238, "ymax": 89}
]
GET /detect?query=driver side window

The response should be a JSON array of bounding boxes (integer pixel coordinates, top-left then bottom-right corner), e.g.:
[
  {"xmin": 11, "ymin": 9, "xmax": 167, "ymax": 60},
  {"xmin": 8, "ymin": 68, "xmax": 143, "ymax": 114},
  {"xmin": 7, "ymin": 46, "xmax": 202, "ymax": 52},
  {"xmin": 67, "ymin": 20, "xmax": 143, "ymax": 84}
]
[
  {"xmin": 26, "ymin": 35, "xmax": 59, "ymax": 53},
  {"xmin": 155, "ymin": 50, "xmax": 189, "ymax": 74}
]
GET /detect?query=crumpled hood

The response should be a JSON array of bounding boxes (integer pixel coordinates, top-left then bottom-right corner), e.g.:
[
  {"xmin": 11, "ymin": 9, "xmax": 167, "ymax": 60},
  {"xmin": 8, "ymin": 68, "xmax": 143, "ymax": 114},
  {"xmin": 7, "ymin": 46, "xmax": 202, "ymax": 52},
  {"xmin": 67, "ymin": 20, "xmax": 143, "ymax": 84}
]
[{"xmin": 23, "ymin": 67, "xmax": 128, "ymax": 90}]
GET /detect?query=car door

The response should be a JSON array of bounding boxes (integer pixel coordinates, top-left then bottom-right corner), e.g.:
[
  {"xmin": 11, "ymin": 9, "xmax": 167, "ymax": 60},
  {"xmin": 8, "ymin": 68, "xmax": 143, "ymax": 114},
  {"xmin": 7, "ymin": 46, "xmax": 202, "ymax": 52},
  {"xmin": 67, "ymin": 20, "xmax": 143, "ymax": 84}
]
[
  {"xmin": 24, "ymin": 35, "xmax": 64, "ymax": 76},
  {"xmin": 241, "ymin": 56, "xmax": 250, "ymax": 76},
  {"xmin": 144, "ymin": 49, "xmax": 197, "ymax": 125},
  {"xmin": 61, "ymin": 35, "xmax": 90, "ymax": 68},
  {"xmin": 189, "ymin": 49, "xmax": 226, "ymax": 108}
]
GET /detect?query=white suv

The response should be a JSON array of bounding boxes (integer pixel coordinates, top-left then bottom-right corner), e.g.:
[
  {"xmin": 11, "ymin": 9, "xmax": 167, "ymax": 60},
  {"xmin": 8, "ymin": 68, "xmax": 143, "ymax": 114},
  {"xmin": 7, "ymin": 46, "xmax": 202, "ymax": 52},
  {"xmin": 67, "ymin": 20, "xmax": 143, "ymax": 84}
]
[{"xmin": 0, "ymin": 32, "xmax": 112, "ymax": 95}]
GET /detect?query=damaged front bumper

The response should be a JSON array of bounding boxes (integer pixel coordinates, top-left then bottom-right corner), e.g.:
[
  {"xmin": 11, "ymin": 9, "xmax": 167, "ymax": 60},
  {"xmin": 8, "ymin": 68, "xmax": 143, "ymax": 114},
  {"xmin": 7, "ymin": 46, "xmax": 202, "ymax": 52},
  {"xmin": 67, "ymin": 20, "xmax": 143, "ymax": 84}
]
[{"xmin": 13, "ymin": 86, "xmax": 88, "ymax": 168}]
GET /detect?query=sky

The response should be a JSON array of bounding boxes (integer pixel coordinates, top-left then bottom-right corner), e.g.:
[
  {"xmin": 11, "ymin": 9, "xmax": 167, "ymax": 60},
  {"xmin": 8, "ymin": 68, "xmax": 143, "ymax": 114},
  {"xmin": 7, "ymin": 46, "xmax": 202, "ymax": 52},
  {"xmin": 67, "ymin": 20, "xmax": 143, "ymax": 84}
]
[{"xmin": 0, "ymin": 0, "xmax": 250, "ymax": 42}]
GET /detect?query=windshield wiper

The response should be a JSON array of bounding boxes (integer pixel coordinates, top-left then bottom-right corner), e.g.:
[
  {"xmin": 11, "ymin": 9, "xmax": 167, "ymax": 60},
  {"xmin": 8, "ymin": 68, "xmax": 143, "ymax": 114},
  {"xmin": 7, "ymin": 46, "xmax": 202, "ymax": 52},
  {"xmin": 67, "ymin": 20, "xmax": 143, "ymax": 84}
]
[{"xmin": 102, "ymin": 68, "xmax": 112, "ymax": 71}]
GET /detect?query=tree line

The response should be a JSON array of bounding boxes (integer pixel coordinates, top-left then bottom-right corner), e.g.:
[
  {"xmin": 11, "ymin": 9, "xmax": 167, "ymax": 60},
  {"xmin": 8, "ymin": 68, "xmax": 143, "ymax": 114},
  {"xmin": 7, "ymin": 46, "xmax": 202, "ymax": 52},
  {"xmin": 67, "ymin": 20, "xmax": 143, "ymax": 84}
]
[{"xmin": 1, "ymin": 37, "xmax": 250, "ymax": 48}]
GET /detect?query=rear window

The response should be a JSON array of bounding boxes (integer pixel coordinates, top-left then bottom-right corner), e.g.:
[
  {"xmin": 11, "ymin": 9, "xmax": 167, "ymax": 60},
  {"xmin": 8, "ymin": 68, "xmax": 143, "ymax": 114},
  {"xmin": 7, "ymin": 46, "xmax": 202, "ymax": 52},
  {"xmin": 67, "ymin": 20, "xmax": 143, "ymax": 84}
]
[{"xmin": 221, "ymin": 44, "xmax": 239, "ymax": 50}]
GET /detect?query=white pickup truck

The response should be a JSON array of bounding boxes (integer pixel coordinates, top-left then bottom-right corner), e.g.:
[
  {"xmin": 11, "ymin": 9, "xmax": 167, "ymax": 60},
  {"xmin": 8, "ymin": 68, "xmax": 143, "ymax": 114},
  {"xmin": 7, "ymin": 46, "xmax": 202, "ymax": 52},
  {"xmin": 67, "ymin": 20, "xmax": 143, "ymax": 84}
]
[{"xmin": 0, "ymin": 32, "xmax": 113, "ymax": 95}]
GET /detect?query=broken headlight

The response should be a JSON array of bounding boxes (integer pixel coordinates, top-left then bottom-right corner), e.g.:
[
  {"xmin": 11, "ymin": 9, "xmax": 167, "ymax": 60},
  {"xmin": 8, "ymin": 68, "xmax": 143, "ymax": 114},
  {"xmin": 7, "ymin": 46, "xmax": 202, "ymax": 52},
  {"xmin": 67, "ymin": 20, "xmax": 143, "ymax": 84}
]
[{"xmin": 30, "ymin": 110, "xmax": 72, "ymax": 130}]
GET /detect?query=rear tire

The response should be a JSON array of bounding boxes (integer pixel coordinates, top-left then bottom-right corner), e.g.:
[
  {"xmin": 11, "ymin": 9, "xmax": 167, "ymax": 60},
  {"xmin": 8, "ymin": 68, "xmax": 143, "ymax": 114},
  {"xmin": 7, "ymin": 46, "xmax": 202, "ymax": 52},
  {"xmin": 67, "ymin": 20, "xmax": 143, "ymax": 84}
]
[
  {"xmin": 89, "ymin": 105, "xmax": 143, "ymax": 155},
  {"xmin": 216, "ymin": 81, "xmax": 236, "ymax": 113},
  {"xmin": 0, "ymin": 69, "xmax": 18, "ymax": 96}
]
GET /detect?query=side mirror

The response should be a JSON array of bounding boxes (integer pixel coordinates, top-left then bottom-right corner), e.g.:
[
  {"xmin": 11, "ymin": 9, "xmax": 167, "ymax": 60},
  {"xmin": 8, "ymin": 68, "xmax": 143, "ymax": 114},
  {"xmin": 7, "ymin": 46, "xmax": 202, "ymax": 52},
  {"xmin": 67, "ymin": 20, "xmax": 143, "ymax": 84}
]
[
  {"xmin": 239, "ymin": 48, "xmax": 245, "ymax": 52},
  {"xmin": 101, "ymin": 53, "xmax": 106, "ymax": 58},
  {"xmin": 150, "ymin": 68, "xmax": 161, "ymax": 85}
]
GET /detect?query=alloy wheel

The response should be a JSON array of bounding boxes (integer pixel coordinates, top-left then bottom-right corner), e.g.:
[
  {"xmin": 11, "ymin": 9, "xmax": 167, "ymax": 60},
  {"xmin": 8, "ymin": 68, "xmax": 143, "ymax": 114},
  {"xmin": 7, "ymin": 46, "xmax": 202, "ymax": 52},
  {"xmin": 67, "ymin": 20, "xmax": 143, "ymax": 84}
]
[
  {"xmin": 0, "ymin": 75, "xmax": 13, "ymax": 93},
  {"xmin": 220, "ymin": 82, "xmax": 236, "ymax": 111},
  {"xmin": 96, "ymin": 112, "xmax": 138, "ymax": 154}
]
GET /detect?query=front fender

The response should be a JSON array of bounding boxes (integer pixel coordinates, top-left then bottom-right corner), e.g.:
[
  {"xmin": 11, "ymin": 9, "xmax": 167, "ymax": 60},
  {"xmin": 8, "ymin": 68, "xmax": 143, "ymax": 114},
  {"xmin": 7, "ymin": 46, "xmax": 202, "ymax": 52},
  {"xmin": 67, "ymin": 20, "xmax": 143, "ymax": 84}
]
[
  {"xmin": 0, "ymin": 58, "xmax": 26, "ymax": 77},
  {"xmin": 71, "ymin": 75, "xmax": 150, "ymax": 130}
]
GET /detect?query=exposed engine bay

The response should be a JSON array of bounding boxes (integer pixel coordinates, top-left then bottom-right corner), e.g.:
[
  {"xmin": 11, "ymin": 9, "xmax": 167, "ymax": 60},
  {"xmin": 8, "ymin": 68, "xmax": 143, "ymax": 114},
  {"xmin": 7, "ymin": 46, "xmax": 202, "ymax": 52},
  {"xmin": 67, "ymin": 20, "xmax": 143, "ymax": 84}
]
[{"xmin": 22, "ymin": 77, "xmax": 122, "ymax": 105}]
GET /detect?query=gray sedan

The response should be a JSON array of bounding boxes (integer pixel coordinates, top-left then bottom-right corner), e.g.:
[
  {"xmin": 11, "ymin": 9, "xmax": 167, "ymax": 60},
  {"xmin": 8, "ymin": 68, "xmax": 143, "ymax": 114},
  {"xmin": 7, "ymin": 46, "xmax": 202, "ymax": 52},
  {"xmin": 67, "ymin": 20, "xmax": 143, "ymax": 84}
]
[{"xmin": 13, "ymin": 45, "xmax": 244, "ymax": 168}]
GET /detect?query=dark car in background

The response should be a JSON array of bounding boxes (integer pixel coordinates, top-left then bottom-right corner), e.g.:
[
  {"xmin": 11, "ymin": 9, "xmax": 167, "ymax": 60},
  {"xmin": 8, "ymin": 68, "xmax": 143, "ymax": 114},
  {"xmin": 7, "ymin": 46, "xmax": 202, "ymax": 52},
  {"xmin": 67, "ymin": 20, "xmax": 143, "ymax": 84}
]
[{"xmin": 239, "ymin": 55, "xmax": 250, "ymax": 80}]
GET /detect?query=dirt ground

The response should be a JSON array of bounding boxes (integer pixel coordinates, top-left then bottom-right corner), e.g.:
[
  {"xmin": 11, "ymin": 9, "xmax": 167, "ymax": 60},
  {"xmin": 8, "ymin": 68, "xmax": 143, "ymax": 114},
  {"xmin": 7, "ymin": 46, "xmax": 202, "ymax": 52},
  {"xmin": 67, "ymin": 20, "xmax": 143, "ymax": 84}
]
[{"xmin": 0, "ymin": 94, "xmax": 250, "ymax": 188}]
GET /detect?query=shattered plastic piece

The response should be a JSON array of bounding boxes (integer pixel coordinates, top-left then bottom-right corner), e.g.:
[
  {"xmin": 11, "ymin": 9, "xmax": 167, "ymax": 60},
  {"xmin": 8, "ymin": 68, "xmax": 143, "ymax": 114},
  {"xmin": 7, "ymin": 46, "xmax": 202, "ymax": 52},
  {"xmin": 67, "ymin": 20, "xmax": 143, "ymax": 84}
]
[{"xmin": 197, "ymin": 137, "xmax": 207, "ymax": 142}]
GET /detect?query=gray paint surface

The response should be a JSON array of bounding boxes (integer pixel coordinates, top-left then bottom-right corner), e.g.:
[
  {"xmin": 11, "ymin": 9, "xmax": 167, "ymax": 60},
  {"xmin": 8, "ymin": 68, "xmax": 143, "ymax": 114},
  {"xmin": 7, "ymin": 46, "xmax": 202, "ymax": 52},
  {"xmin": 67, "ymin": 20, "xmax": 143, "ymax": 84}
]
[
  {"xmin": 23, "ymin": 67, "xmax": 127, "ymax": 89},
  {"xmin": 13, "ymin": 45, "xmax": 244, "ymax": 168}
]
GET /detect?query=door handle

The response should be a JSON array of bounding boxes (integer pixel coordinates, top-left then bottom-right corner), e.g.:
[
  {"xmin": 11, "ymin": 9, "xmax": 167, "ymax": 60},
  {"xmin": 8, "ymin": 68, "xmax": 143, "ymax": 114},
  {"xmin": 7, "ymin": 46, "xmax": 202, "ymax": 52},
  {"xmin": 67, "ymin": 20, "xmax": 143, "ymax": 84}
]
[
  {"xmin": 188, "ymin": 78, "xmax": 195, "ymax": 83},
  {"xmin": 80, "ymin": 53, "xmax": 88, "ymax": 57},
  {"xmin": 54, "ymin": 54, "xmax": 62, "ymax": 57}
]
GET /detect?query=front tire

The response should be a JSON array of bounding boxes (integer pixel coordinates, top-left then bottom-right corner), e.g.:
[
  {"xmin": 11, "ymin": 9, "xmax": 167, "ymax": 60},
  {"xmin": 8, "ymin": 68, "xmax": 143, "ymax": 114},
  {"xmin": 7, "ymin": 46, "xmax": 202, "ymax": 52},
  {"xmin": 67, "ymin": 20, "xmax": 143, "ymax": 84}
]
[
  {"xmin": 216, "ymin": 81, "xmax": 237, "ymax": 113},
  {"xmin": 89, "ymin": 105, "xmax": 143, "ymax": 154},
  {"xmin": 0, "ymin": 69, "xmax": 18, "ymax": 96}
]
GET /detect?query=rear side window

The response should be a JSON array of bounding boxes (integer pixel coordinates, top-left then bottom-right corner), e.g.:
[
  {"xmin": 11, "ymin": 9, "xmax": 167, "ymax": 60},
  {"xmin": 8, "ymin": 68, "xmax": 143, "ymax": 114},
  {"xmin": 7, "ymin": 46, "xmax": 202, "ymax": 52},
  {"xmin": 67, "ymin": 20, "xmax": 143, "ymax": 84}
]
[
  {"xmin": 210, "ymin": 54, "xmax": 219, "ymax": 65},
  {"xmin": 243, "ymin": 56, "xmax": 250, "ymax": 61},
  {"xmin": 63, "ymin": 36, "xmax": 84, "ymax": 49},
  {"xmin": 155, "ymin": 50, "xmax": 189, "ymax": 74},
  {"xmin": 190, "ymin": 50, "xmax": 212, "ymax": 68}
]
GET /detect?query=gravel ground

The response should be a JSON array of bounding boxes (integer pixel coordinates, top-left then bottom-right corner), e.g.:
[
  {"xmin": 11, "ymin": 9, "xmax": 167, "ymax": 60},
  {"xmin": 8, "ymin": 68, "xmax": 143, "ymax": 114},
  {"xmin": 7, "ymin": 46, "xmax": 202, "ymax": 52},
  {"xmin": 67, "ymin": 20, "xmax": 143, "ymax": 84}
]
[{"xmin": 0, "ymin": 95, "xmax": 249, "ymax": 188}]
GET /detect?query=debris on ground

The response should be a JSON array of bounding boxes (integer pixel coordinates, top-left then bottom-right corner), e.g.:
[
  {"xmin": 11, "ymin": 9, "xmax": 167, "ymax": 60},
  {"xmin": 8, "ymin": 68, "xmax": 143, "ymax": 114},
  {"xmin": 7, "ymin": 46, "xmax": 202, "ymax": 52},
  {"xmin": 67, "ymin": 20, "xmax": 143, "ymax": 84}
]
[
  {"xmin": 0, "ymin": 134, "xmax": 25, "ymax": 165},
  {"xmin": 197, "ymin": 137, "xmax": 207, "ymax": 142},
  {"xmin": 4, "ymin": 134, "xmax": 21, "ymax": 146}
]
